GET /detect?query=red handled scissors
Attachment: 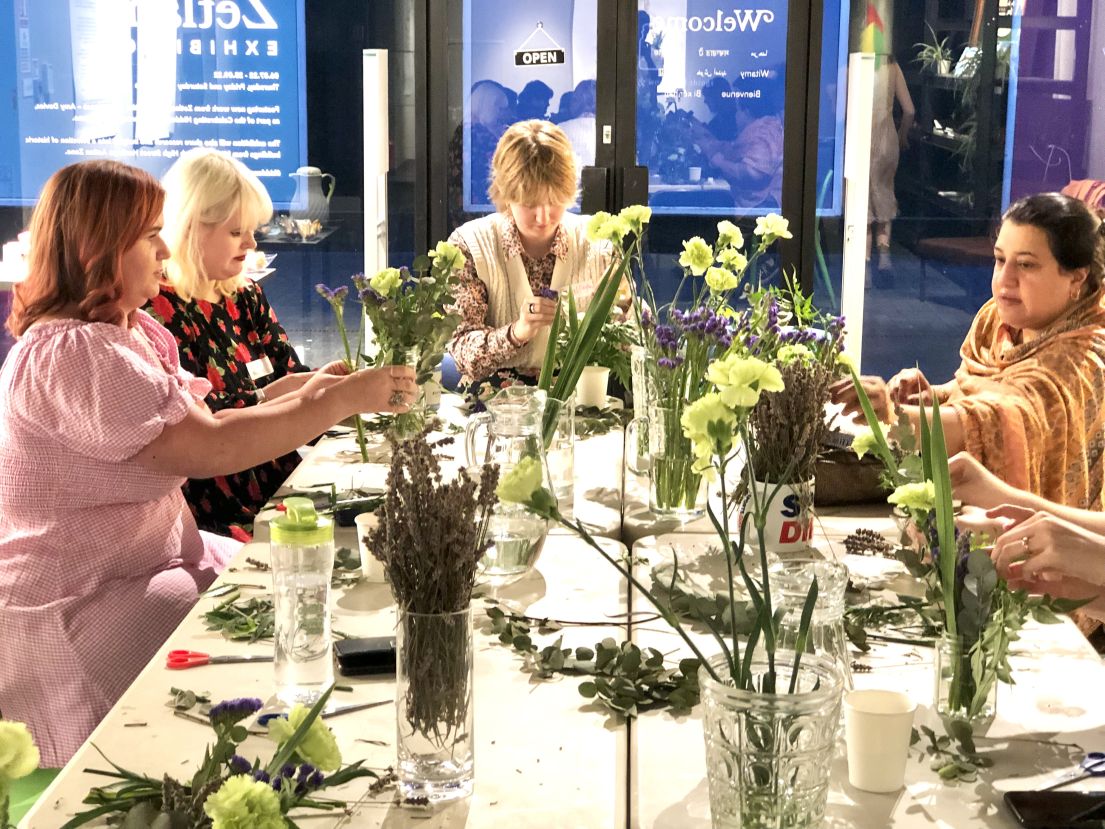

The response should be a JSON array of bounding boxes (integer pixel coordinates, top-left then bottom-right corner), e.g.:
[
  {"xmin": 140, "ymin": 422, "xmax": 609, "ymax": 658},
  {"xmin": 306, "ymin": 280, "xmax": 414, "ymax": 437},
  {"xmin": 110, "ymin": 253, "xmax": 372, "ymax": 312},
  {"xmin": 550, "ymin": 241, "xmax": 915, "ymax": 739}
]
[{"xmin": 166, "ymin": 650, "xmax": 275, "ymax": 670}]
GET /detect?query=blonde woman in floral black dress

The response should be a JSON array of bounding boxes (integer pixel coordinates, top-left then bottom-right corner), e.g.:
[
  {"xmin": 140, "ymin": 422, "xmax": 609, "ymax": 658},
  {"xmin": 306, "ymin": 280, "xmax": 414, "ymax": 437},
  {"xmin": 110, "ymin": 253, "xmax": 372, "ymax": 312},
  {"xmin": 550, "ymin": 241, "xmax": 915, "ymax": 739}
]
[{"xmin": 147, "ymin": 149, "xmax": 348, "ymax": 539}]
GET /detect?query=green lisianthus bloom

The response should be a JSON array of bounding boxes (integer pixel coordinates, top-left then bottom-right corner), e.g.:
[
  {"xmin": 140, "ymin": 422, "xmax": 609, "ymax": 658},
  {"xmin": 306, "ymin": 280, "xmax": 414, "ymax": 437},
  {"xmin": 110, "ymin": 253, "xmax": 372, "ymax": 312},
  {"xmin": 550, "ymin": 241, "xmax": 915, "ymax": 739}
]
[
  {"xmin": 716, "ymin": 247, "xmax": 748, "ymax": 275},
  {"xmin": 716, "ymin": 220, "xmax": 744, "ymax": 250},
  {"xmin": 369, "ymin": 267, "xmax": 402, "ymax": 297},
  {"xmin": 851, "ymin": 427, "xmax": 878, "ymax": 460},
  {"xmin": 619, "ymin": 204, "xmax": 652, "ymax": 234},
  {"xmin": 585, "ymin": 211, "xmax": 613, "ymax": 243},
  {"xmin": 678, "ymin": 236, "xmax": 713, "ymax": 276},
  {"xmin": 777, "ymin": 344, "xmax": 813, "ymax": 365},
  {"xmin": 888, "ymin": 481, "xmax": 936, "ymax": 514},
  {"xmin": 753, "ymin": 213, "xmax": 793, "ymax": 242},
  {"xmin": 267, "ymin": 705, "xmax": 342, "ymax": 771},
  {"xmin": 704, "ymin": 267, "xmax": 739, "ymax": 294},
  {"xmin": 204, "ymin": 775, "xmax": 284, "ymax": 829},
  {"xmin": 706, "ymin": 354, "xmax": 785, "ymax": 410},
  {"xmin": 432, "ymin": 241, "xmax": 465, "ymax": 273},
  {"xmin": 0, "ymin": 721, "xmax": 38, "ymax": 785}
]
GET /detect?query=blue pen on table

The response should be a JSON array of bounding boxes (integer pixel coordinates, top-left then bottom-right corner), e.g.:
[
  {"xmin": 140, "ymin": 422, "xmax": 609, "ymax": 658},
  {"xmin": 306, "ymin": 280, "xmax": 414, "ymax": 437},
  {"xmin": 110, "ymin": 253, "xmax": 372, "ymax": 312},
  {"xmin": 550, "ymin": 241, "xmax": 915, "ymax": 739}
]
[{"xmin": 1042, "ymin": 752, "xmax": 1105, "ymax": 791}]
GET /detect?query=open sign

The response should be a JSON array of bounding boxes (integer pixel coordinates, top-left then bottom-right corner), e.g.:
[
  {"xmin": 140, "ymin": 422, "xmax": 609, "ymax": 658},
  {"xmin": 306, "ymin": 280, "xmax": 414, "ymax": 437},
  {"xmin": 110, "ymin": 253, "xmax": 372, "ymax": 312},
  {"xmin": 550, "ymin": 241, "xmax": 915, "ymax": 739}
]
[{"xmin": 515, "ymin": 49, "xmax": 565, "ymax": 66}]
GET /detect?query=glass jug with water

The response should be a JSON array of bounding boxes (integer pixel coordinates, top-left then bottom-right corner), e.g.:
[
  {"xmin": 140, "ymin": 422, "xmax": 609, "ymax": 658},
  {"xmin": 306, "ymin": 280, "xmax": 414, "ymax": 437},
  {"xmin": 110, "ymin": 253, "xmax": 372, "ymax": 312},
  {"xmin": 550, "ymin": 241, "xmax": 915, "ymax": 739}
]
[
  {"xmin": 270, "ymin": 497, "xmax": 335, "ymax": 705},
  {"xmin": 465, "ymin": 386, "xmax": 551, "ymax": 584}
]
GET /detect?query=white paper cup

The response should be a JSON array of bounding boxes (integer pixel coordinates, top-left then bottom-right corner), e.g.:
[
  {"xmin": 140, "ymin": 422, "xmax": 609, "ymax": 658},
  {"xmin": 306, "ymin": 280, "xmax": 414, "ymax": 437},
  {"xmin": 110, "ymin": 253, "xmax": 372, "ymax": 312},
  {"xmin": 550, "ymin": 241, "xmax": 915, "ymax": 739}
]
[
  {"xmin": 354, "ymin": 512, "xmax": 386, "ymax": 583},
  {"xmin": 688, "ymin": 166, "xmax": 702, "ymax": 183},
  {"xmin": 575, "ymin": 365, "xmax": 610, "ymax": 408},
  {"xmin": 844, "ymin": 689, "xmax": 917, "ymax": 793}
]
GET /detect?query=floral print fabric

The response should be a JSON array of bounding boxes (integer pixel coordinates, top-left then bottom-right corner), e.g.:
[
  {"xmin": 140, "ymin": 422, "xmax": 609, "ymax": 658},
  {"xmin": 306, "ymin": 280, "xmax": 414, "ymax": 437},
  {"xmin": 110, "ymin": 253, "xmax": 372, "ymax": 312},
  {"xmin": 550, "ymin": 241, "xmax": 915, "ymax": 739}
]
[{"xmin": 146, "ymin": 282, "xmax": 308, "ymax": 537}]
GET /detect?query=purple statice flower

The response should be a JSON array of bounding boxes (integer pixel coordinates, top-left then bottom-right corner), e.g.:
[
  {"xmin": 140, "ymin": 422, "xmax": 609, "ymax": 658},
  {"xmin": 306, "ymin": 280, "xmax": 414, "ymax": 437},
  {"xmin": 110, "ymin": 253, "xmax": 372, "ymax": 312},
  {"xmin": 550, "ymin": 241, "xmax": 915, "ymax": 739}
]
[
  {"xmin": 828, "ymin": 314, "xmax": 846, "ymax": 333},
  {"xmin": 640, "ymin": 308, "xmax": 653, "ymax": 329},
  {"xmin": 280, "ymin": 764, "xmax": 297, "ymax": 779},
  {"xmin": 351, "ymin": 272, "xmax": 369, "ymax": 292},
  {"xmin": 766, "ymin": 299, "xmax": 779, "ymax": 327},
  {"xmin": 657, "ymin": 355, "xmax": 685, "ymax": 370},
  {"xmin": 296, "ymin": 763, "xmax": 317, "ymax": 782},
  {"xmin": 309, "ymin": 770, "xmax": 325, "ymax": 789},
  {"xmin": 253, "ymin": 768, "xmax": 272, "ymax": 784},
  {"xmin": 536, "ymin": 286, "xmax": 559, "ymax": 300},
  {"xmin": 228, "ymin": 755, "xmax": 252, "ymax": 775},
  {"xmin": 359, "ymin": 287, "xmax": 385, "ymax": 305},
  {"xmin": 209, "ymin": 697, "xmax": 263, "ymax": 728},
  {"xmin": 653, "ymin": 324, "xmax": 679, "ymax": 351},
  {"xmin": 315, "ymin": 284, "xmax": 349, "ymax": 304}
]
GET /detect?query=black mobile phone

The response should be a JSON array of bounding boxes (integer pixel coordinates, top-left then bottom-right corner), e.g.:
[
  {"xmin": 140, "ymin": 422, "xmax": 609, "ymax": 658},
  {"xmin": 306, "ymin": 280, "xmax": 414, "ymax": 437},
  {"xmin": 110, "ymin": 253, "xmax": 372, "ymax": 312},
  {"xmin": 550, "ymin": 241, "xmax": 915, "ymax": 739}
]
[
  {"xmin": 333, "ymin": 636, "xmax": 396, "ymax": 677},
  {"xmin": 1005, "ymin": 790, "xmax": 1105, "ymax": 828}
]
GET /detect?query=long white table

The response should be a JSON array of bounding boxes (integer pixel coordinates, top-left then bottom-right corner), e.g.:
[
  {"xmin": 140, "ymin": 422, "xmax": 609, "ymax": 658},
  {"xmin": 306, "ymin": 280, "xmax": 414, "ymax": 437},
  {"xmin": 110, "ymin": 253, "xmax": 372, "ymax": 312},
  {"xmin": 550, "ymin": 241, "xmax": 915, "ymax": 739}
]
[{"xmin": 22, "ymin": 417, "xmax": 1105, "ymax": 828}]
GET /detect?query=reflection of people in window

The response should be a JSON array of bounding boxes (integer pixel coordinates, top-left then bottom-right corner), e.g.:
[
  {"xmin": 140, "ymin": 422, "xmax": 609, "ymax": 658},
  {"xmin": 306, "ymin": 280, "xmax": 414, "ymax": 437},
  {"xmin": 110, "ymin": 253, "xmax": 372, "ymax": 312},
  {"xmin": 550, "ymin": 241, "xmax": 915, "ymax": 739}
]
[
  {"xmin": 693, "ymin": 80, "xmax": 784, "ymax": 209},
  {"xmin": 448, "ymin": 80, "xmax": 511, "ymax": 230},
  {"xmin": 636, "ymin": 11, "xmax": 663, "ymax": 167},
  {"xmin": 701, "ymin": 76, "xmax": 738, "ymax": 141},
  {"xmin": 517, "ymin": 80, "xmax": 554, "ymax": 121},
  {"xmin": 557, "ymin": 79, "xmax": 597, "ymax": 170},
  {"xmin": 869, "ymin": 55, "xmax": 915, "ymax": 277}
]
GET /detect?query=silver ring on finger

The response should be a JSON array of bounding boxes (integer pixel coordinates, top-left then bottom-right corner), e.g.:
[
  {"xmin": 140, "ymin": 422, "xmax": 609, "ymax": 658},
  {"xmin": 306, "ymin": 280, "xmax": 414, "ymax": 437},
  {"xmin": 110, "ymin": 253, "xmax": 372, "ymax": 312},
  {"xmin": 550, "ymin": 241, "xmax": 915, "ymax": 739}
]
[
  {"xmin": 1020, "ymin": 536, "xmax": 1031, "ymax": 556},
  {"xmin": 528, "ymin": 302, "xmax": 535, "ymax": 314}
]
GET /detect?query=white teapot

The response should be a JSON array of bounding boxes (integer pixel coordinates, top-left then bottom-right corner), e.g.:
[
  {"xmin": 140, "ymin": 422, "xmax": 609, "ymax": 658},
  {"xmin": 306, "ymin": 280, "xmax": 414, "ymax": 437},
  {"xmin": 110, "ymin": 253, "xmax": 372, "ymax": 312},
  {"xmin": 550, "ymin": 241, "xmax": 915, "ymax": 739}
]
[{"xmin": 289, "ymin": 166, "xmax": 335, "ymax": 224}]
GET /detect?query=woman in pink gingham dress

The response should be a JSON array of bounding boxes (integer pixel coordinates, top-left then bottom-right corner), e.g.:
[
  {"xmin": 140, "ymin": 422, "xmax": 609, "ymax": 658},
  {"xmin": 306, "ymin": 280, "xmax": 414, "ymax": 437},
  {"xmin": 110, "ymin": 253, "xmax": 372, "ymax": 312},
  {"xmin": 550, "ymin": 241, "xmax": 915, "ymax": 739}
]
[{"xmin": 0, "ymin": 161, "xmax": 418, "ymax": 767}]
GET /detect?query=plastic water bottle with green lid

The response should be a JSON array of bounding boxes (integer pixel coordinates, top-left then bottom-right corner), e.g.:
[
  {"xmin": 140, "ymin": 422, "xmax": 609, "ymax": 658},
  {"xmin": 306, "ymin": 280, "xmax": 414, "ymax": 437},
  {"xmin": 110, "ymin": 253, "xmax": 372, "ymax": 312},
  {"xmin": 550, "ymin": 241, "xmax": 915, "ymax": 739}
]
[{"xmin": 270, "ymin": 496, "xmax": 335, "ymax": 705}]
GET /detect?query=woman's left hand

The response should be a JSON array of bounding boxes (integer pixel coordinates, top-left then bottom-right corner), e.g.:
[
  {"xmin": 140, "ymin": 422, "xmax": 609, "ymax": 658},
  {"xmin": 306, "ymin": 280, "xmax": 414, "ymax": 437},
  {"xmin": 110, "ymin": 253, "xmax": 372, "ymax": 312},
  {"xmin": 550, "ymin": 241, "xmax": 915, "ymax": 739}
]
[
  {"xmin": 991, "ymin": 510, "xmax": 1105, "ymax": 587},
  {"xmin": 828, "ymin": 374, "xmax": 890, "ymax": 419}
]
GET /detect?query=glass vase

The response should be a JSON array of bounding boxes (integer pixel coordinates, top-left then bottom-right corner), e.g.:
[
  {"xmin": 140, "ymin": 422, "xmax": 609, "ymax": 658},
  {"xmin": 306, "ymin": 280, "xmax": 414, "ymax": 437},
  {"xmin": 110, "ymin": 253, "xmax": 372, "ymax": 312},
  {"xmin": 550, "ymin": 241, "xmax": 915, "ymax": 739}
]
[
  {"xmin": 389, "ymin": 346, "xmax": 427, "ymax": 439},
  {"xmin": 628, "ymin": 345, "xmax": 652, "ymax": 473},
  {"xmin": 638, "ymin": 403, "xmax": 705, "ymax": 518},
  {"xmin": 396, "ymin": 606, "xmax": 474, "ymax": 803},
  {"xmin": 544, "ymin": 394, "xmax": 575, "ymax": 511},
  {"xmin": 700, "ymin": 653, "xmax": 842, "ymax": 829},
  {"xmin": 934, "ymin": 632, "xmax": 997, "ymax": 737}
]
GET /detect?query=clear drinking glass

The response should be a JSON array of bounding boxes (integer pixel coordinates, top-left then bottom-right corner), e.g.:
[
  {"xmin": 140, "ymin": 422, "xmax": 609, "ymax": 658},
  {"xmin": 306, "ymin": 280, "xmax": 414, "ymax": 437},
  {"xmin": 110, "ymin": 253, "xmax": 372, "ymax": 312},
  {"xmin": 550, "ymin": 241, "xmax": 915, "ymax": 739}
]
[
  {"xmin": 934, "ymin": 632, "xmax": 997, "ymax": 737},
  {"xmin": 396, "ymin": 606, "xmax": 474, "ymax": 803},
  {"xmin": 545, "ymin": 393, "xmax": 575, "ymax": 509},
  {"xmin": 270, "ymin": 497, "xmax": 335, "ymax": 706},
  {"xmin": 770, "ymin": 557, "xmax": 852, "ymax": 689}
]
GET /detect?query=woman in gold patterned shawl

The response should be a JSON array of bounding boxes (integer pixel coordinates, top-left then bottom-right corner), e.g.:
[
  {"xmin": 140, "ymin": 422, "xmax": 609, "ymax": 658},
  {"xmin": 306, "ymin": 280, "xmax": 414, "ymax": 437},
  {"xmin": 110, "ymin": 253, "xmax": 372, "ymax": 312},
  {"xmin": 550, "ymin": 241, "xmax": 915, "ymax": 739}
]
[{"xmin": 833, "ymin": 193, "xmax": 1105, "ymax": 510}]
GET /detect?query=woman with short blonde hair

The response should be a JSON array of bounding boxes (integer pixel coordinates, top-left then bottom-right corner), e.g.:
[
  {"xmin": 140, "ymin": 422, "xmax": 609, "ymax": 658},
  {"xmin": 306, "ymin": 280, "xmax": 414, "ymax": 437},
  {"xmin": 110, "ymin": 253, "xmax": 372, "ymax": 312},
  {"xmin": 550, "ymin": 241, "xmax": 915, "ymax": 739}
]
[
  {"xmin": 147, "ymin": 148, "xmax": 351, "ymax": 538},
  {"xmin": 447, "ymin": 119, "xmax": 610, "ymax": 391},
  {"xmin": 161, "ymin": 148, "xmax": 272, "ymax": 301}
]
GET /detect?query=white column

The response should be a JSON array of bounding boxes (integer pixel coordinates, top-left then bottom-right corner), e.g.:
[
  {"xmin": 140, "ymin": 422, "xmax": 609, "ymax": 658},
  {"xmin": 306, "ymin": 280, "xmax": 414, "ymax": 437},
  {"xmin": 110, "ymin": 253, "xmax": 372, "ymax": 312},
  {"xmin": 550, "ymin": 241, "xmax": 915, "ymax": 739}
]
[{"xmin": 841, "ymin": 52, "xmax": 875, "ymax": 368}]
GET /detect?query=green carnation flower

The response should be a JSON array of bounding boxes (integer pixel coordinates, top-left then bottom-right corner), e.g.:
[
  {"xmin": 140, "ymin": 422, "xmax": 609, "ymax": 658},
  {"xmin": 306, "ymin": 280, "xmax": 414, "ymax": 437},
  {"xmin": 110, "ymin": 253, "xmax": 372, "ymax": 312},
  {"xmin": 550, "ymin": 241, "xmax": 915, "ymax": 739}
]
[
  {"xmin": 716, "ymin": 247, "xmax": 748, "ymax": 274},
  {"xmin": 369, "ymin": 267, "xmax": 402, "ymax": 297},
  {"xmin": 267, "ymin": 706, "xmax": 342, "ymax": 771},
  {"xmin": 618, "ymin": 204, "xmax": 652, "ymax": 234},
  {"xmin": 888, "ymin": 481, "xmax": 936, "ymax": 514},
  {"xmin": 716, "ymin": 220, "xmax": 744, "ymax": 250},
  {"xmin": 704, "ymin": 267, "xmax": 739, "ymax": 294},
  {"xmin": 431, "ymin": 241, "xmax": 465, "ymax": 273},
  {"xmin": 496, "ymin": 456, "xmax": 544, "ymax": 505},
  {"xmin": 0, "ymin": 721, "xmax": 38, "ymax": 785},
  {"xmin": 777, "ymin": 344, "xmax": 813, "ymax": 364},
  {"xmin": 586, "ymin": 211, "xmax": 613, "ymax": 243},
  {"xmin": 203, "ymin": 775, "xmax": 284, "ymax": 829},
  {"xmin": 753, "ymin": 213, "xmax": 793, "ymax": 242},
  {"xmin": 680, "ymin": 392, "xmax": 738, "ymax": 479},
  {"xmin": 851, "ymin": 427, "xmax": 878, "ymax": 460},
  {"xmin": 706, "ymin": 354, "xmax": 785, "ymax": 410},
  {"xmin": 678, "ymin": 237, "xmax": 713, "ymax": 276}
]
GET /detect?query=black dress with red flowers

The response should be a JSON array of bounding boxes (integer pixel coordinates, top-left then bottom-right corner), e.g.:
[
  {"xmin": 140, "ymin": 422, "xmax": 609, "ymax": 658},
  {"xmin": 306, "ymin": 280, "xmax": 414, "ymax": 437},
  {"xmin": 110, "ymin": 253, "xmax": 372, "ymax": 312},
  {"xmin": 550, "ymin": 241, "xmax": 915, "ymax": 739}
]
[{"xmin": 146, "ymin": 282, "xmax": 309, "ymax": 539}]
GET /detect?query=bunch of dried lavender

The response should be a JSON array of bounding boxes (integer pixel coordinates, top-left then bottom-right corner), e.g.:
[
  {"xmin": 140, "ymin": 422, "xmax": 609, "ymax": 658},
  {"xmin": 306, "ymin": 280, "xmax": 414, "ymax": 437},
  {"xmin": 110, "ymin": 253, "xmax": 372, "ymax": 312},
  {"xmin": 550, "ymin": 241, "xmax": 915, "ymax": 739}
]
[
  {"xmin": 745, "ymin": 359, "xmax": 835, "ymax": 485},
  {"xmin": 366, "ymin": 429, "xmax": 498, "ymax": 745}
]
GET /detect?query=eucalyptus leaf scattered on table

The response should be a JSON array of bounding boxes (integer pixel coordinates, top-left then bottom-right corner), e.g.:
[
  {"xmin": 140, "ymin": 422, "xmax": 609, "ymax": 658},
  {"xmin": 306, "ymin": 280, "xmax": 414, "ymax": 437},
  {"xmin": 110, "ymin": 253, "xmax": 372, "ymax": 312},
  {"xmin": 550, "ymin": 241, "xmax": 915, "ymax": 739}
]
[{"xmin": 484, "ymin": 607, "xmax": 700, "ymax": 716}]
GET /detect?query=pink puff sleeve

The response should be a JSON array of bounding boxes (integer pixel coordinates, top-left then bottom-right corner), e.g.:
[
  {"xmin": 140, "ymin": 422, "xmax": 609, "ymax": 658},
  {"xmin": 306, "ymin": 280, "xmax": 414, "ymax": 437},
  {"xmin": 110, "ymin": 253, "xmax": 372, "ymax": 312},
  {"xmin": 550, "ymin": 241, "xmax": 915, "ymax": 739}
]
[{"xmin": 9, "ymin": 315, "xmax": 211, "ymax": 463}]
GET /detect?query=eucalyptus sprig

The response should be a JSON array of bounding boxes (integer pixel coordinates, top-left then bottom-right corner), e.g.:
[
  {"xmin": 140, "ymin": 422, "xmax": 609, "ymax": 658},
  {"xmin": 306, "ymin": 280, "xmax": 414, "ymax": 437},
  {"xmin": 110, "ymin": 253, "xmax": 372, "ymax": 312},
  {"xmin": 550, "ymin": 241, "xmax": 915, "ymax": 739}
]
[
  {"xmin": 202, "ymin": 592, "xmax": 275, "ymax": 642},
  {"xmin": 485, "ymin": 609, "xmax": 700, "ymax": 716}
]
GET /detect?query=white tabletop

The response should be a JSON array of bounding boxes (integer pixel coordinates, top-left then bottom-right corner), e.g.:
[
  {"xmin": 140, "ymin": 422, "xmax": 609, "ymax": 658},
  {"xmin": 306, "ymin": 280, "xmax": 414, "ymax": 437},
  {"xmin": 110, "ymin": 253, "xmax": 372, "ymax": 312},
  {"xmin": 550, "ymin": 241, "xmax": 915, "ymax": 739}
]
[{"xmin": 629, "ymin": 525, "xmax": 1105, "ymax": 828}]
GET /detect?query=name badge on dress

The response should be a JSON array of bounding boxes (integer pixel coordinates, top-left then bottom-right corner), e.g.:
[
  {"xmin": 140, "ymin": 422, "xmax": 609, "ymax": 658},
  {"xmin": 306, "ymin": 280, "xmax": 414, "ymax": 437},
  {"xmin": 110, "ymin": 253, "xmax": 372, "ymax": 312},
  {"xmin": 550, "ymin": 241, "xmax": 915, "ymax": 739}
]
[{"xmin": 245, "ymin": 355, "xmax": 274, "ymax": 381}]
